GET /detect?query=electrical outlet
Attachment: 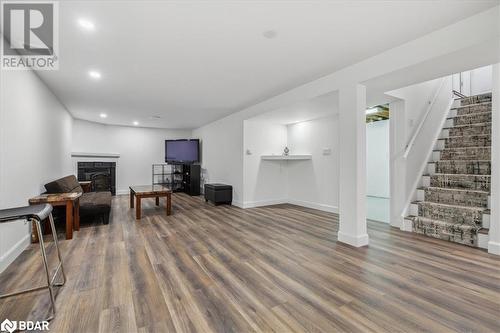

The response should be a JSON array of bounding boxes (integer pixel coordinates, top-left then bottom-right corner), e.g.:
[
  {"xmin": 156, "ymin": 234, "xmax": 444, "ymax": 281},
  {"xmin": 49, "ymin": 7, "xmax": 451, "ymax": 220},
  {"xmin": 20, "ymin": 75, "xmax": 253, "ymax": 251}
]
[{"xmin": 322, "ymin": 148, "xmax": 332, "ymax": 155}]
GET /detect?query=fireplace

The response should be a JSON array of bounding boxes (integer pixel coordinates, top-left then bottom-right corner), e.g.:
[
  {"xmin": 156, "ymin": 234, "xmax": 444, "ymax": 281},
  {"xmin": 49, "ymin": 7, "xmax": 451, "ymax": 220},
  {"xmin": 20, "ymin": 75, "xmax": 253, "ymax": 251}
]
[{"xmin": 77, "ymin": 162, "xmax": 116, "ymax": 195}]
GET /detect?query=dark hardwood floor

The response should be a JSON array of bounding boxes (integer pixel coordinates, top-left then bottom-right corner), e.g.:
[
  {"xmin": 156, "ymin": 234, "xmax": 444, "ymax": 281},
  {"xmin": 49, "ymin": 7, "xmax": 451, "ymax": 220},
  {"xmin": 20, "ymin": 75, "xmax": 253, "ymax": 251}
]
[{"xmin": 1, "ymin": 193, "xmax": 499, "ymax": 332}]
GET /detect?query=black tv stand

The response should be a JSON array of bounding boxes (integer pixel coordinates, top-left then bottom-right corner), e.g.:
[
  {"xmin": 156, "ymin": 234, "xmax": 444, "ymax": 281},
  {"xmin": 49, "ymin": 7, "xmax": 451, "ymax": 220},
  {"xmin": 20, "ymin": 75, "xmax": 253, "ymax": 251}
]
[
  {"xmin": 180, "ymin": 164, "xmax": 200, "ymax": 196},
  {"xmin": 152, "ymin": 163, "xmax": 200, "ymax": 196}
]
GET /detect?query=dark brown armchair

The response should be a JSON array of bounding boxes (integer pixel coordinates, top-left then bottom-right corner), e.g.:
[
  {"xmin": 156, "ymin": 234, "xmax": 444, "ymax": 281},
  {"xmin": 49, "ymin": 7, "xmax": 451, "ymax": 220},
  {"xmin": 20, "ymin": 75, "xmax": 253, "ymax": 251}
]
[{"xmin": 44, "ymin": 175, "xmax": 111, "ymax": 224}]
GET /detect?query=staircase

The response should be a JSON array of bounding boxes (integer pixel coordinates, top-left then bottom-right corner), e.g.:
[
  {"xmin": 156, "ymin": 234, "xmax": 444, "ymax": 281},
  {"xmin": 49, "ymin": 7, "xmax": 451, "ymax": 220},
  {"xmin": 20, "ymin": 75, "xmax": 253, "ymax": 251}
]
[{"xmin": 405, "ymin": 92, "xmax": 492, "ymax": 248}]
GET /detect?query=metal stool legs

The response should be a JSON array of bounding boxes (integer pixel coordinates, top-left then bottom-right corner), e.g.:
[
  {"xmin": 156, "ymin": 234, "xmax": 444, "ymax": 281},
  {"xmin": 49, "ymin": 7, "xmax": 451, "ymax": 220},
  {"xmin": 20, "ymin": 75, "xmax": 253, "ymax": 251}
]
[
  {"xmin": 0, "ymin": 212, "xmax": 66, "ymax": 322},
  {"xmin": 48, "ymin": 213, "xmax": 66, "ymax": 288}
]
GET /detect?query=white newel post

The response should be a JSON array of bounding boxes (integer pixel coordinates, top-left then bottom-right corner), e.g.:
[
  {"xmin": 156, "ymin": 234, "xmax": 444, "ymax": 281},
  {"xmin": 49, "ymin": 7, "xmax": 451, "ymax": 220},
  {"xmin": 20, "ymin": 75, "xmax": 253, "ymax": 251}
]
[
  {"xmin": 489, "ymin": 63, "xmax": 500, "ymax": 255},
  {"xmin": 338, "ymin": 83, "xmax": 369, "ymax": 247},
  {"xmin": 389, "ymin": 100, "xmax": 407, "ymax": 229}
]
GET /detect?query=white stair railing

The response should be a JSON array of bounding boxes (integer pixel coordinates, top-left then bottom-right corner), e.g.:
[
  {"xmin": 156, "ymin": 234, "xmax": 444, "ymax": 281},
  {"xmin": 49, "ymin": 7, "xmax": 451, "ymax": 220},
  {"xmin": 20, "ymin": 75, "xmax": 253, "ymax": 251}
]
[
  {"xmin": 401, "ymin": 76, "xmax": 454, "ymax": 218},
  {"xmin": 403, "ymin": 78, "xmax": 446, "ymax": 159}
]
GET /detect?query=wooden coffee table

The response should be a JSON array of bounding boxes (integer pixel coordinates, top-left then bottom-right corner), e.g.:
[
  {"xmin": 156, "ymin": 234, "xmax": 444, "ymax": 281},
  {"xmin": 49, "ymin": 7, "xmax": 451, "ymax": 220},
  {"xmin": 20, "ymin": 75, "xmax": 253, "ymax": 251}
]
[
  {"xmin": 29, "ymin": 192, "xmax": 81, "ymax": 240},
  {"xmin": 129, "ymin": 185, "xmax": 172, "ymax": 219}
]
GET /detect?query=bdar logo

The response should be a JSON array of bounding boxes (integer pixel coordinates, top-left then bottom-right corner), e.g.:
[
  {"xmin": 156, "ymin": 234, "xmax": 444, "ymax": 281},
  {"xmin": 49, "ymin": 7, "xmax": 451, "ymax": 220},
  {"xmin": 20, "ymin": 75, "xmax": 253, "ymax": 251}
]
[{"xmin": 0, "ymin": 319, "xmax": 17, "ymax": 333}]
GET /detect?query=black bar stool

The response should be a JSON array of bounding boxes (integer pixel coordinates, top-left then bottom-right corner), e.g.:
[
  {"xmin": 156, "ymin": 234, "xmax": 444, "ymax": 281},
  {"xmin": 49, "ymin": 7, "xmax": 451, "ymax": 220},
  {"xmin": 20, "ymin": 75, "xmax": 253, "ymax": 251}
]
[{"xmin": 0, "ymin": 204, "xmax": 66, "ymax": 321}]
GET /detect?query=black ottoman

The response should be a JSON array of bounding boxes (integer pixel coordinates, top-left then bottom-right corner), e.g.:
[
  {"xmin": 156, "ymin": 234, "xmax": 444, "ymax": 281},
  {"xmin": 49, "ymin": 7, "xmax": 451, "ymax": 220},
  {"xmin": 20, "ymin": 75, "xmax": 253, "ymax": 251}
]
[{"xmin": 204, "ymin": 183, "xmax": 232, "ymax": 205}]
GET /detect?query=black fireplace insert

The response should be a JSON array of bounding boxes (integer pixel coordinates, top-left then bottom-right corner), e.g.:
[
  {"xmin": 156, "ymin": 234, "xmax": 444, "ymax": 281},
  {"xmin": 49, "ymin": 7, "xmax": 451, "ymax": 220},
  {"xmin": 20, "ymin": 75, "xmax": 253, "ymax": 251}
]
[{"xmin": 77, "ymin": 162, "xmax": 116, "ymax": 195}]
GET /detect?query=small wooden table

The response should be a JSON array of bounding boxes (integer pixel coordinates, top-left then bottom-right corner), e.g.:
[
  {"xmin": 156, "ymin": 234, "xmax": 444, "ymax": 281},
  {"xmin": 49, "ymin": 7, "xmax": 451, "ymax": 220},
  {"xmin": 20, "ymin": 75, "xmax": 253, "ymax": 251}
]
[
  {"xmin": 79, "ymin": 181, "xmax": 92, "ymax": 193},
  {"xmin": 29, "ymin": 192, "xmax": 82, "ymax": 240},
  {"xmin": 130, "ymin": 185, "xmax": 172, "ymax": 219}
]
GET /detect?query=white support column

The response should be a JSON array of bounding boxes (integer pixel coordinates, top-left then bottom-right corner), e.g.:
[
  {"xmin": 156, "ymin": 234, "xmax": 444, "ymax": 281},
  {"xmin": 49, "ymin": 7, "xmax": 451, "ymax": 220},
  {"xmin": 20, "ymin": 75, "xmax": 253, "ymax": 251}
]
[
  {"xmin": 389, "ymin": 100, "xmax": 407, "ymax": 229},
  {"xmin": 489, "ymin": 63, "xmax": 500, "ymax": 255},
  {"xmin": 338, "ymin": 84, "xmax": 369, "ymax": 247}
]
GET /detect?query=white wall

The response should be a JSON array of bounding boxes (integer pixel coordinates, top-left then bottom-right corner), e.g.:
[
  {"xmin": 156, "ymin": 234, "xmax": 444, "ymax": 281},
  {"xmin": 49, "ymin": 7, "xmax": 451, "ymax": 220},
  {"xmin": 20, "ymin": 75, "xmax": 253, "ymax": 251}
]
[
  {"xmin": 366, "ymin": 119, "xmax": 390, "ymax": 223},
  {"xmin": 242, "ymin": 114, "xmax": 388, "ymax": 218},
  {"xmin": 404, "ymin": 78, "xmax": 453, "ymax": 210},
  {"xmin": 240, "ymin": 115, "xmax": 340, "ymax": 212},
  {"xmin": 192, "ymin": 113, "xmax": 245, "ymax": 206},
  {"xmin": 242, "ymin": 114, "xmax": 392, "ymax": 216},
  {"xmin": 366, "ymin": 120, "xmax": 390, "ymax": 198},
  {"xmin": 388, "ymin": 78, "xmax": 443, "ymax": 143},
  {"xmin": 389, "ymin": 100, "xmax": 407, "ymax": 228},
  {"xmin": 452, "ymin": 65, "xmax": 492, "ymax": 96},
  {"xmin": 243, "ymin": 121, "xmax": 288, "ymax": 207},
  {"xmin": 0, "ymin": 70, "xmax": 73, "ymax": 273},
  {"xmin": 192, "ymin": 7, "xmax": 499, "ymax": 212},
  {"xmin": 489, "ymin": 63, "xmax": 500, "ymax": 255},
  {"xmin": 72, "ymin": 120, "xmax": 191, "ymax": 194},
  {"xmin": 387, "ymin": 77, "xmax": 453, "ymax": 207},
  {"xmin": 470, "ymin": 65, "xmax": 493, "ymax": 95},
  {"xmin": 211, "ymin": 75, "xmax": 466, "ymax": 218},
  {"xmin": 287, "ymin": 116, "xmax": 339, "ymax": 212}
]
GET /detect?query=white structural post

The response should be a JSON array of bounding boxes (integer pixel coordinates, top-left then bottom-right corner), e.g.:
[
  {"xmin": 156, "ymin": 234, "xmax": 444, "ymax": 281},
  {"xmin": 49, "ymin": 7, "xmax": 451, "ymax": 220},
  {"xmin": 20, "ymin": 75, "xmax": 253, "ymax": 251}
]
[
  {"xmin": 338, "ymin": 83, "xmax": 369, "ymax": 247},
  {"xmin": 489, "ymin": 63, "xmax": 500, "ymax": 255},
  {"xmin": 389, "ymin": 100, "xmax": 407, "ymax": 229}
]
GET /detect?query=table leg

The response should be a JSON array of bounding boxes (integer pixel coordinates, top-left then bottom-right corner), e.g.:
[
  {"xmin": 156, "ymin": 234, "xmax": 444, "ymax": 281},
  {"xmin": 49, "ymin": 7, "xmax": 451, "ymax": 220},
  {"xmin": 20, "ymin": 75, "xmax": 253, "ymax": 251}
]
[
  {"xmin": 166, "ymin": 194, "xmax": 171, "ymax": 216},
  {"xmin": 136, "ymin": 196, "xmax": 141, "ymax": 220},
  {"xmin": 32, "ymin": 220, "xmax": 39, "ymax": 243},
  {"xmin": 130, "ymin": 189, "xmax": 134, "ymax": 208},
  {"xmin": 43, "ymin": 217, "xmax": 51, "ymax": 234},
  {"xmin": 74, "ymin": 198, "xmax": 80, "ymax": 231},
  {"xmin": 155, "ymin": 196, "xmax": 160, "ymax": 206},
  {"xmin": 66, "ymin": 200, "xmax": 73, "ymax": 239}
]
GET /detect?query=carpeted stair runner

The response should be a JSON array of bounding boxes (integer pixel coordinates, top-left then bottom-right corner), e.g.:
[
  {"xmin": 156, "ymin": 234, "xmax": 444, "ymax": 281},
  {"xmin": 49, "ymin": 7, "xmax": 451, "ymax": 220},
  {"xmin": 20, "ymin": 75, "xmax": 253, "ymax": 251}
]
[{"xmin": 407, "ymin": 92, "xmax": 492, "ymax": 247}]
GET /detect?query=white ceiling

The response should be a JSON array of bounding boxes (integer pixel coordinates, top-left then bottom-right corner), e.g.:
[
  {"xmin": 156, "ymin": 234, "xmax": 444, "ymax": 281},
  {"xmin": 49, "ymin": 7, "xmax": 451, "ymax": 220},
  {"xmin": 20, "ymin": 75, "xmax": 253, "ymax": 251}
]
[
  {"xmin": 249, "ymin": 91, "xmax": 338, "ymax": 125},
  {"xmin": 246, "ymin": 87, "xmax": 399, "ymax": 126},
  {"xmin": 32, "ymin": 0, "xmax": 498, "ymax": 129}
]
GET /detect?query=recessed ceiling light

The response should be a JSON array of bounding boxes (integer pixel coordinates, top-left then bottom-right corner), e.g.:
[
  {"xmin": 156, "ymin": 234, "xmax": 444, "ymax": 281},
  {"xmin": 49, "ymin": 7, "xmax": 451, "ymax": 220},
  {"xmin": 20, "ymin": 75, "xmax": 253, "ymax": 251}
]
[
  {"xmin": 78, "ymin": 19, "xmax": 95, "ymax": 31},
  {"xmin": 263, "ymin": 30, "xmax": 277, "ymax": 39},
  {"xmin": 88, "ymin": 70, "xmax": 101, "ymax": 79},
  {"xmin": 133, "ymin": 121, "xmax": 139, "ymax": 126},
  {"xmin": 99, "ymin": 113, "xmax": 107, "ymax": 118}
]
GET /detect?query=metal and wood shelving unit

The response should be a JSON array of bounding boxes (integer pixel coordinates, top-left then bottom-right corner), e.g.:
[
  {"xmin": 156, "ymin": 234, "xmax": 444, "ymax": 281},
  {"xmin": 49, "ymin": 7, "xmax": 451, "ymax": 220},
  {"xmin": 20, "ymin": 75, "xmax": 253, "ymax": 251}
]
[{"xmin": 152, "ymin": 163, "xmax": 200, "ymax": 195}]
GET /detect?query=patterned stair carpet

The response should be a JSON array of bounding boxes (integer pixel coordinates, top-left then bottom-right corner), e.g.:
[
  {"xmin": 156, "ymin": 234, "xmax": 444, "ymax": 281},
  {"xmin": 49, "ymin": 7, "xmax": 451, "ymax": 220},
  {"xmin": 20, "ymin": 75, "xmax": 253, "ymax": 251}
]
[{"xmin": 409, "ymin": 92, "xmax": 492, "ymax": 247}]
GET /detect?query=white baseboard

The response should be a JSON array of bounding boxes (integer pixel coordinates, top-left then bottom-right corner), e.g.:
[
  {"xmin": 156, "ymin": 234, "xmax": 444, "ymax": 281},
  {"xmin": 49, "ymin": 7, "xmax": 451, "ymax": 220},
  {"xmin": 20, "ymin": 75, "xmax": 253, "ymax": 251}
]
[
  {"xmin": 232, "ymin": 200, "xmax": 244, "ymax": 208},
  {"xmin": 338, "ymin": 231, "xmax": 369, "ymax": 247},
  {"xmin": 390, "ymin": 215, "xmax": 404, "ymax": 229},
  {"xmin": 241, "ymin": 198, "xmax": 338, "ymax": 213},
  {"xmin": 287, "ymin": 199, "xmax": 338, "ymax": 213},
  {"xmin": 488, "ymin": 241, "xmax": 500, "ymax": 255},
  {"xmin": 0, "ymin": 234, "xmax": 31, "ymax": 274},
  {"xmin": 401, "ymin": 218, "xmax": 413, "ymax": 232},
  {"xmin": 242, "ymin": 199, "xmax": 288, "ymax": 208},
  {"xmin": 116, "ymin": 189, "xmax": 129, "ymax": 195},
  {"xmin": 478, "ymin": 233, "xmax": 489, "ymax": 250}
]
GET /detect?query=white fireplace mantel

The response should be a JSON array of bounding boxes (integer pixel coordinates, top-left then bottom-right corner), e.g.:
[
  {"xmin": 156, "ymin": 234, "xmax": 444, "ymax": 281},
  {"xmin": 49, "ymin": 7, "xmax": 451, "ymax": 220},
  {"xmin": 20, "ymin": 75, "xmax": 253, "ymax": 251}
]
[{"xmin": 71, "ymin": 152, "xmax": 120, "ymax": 158}]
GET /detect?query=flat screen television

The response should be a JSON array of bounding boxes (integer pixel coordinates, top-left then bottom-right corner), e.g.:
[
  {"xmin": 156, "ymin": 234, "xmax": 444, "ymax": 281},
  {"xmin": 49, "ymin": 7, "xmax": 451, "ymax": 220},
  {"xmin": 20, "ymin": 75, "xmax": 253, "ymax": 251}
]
[{"xmin": 165, "ymin": 139, "xmax": 200, "ymax": 164}]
